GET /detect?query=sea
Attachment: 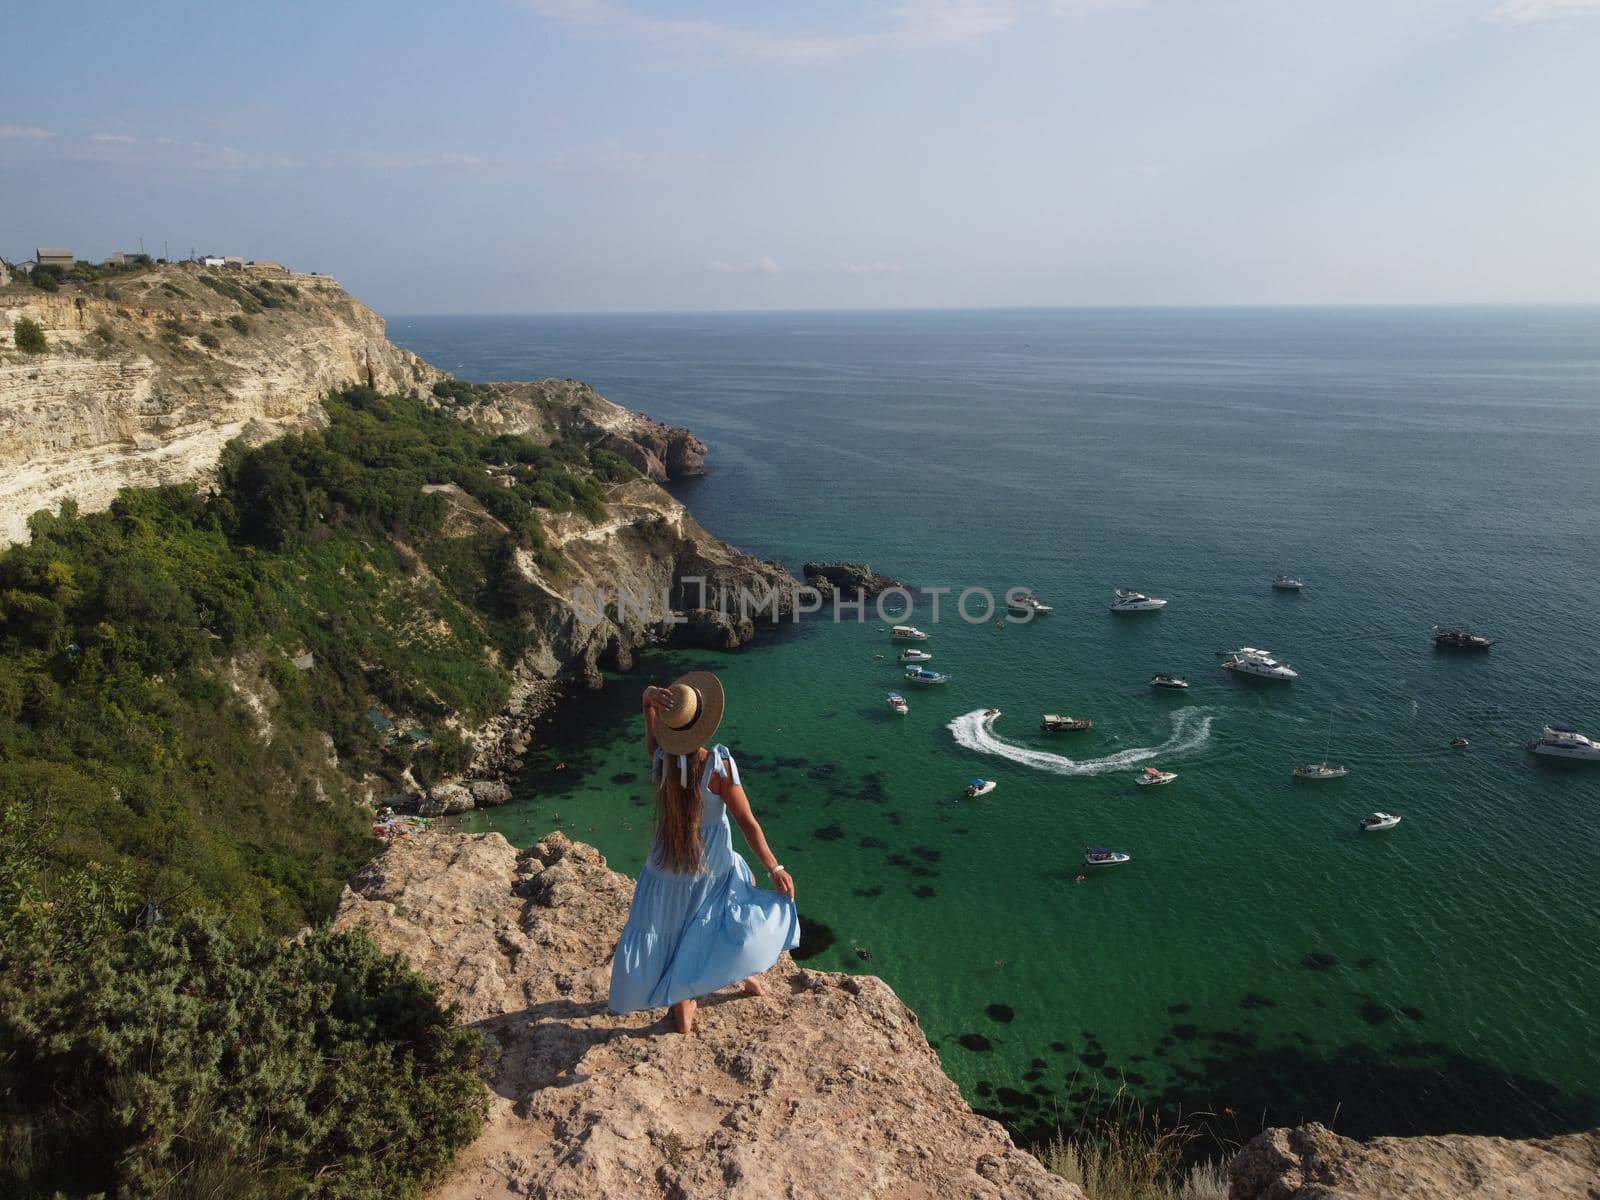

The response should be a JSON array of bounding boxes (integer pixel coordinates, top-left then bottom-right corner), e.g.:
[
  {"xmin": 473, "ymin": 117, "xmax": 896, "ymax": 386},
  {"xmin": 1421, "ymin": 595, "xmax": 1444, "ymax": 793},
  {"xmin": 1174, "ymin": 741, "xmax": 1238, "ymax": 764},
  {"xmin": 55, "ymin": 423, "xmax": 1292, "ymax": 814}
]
[{"xmin": 391, "ymin": 307, "xmax": 1600, "ymax": 1144}]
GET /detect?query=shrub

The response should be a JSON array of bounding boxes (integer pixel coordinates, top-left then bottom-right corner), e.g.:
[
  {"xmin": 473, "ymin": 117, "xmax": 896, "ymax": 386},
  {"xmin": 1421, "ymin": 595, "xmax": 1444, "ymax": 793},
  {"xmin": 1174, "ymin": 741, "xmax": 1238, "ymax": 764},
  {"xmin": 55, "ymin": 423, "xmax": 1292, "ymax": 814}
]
[
  {"xmin": 0, "ymin": 807, "xmax": 486, "ymax": 1199},
  {"xmin": 198, "ymin": 330, "xmax": 221, "ymax": 349},
  {"xmin": 28, "ymin": 269, "xmax": 58, "ymax": 292},
  {"xmin": 12, "ymin": 317, "xmax": 46, "ymax": 354},
  {"xmin": 228, "ymin": 314, "xmax": 251, "ymax": 335},
  {"xmin": 431, "ymin": 379, "xmax": 478, "ymax": 405}
]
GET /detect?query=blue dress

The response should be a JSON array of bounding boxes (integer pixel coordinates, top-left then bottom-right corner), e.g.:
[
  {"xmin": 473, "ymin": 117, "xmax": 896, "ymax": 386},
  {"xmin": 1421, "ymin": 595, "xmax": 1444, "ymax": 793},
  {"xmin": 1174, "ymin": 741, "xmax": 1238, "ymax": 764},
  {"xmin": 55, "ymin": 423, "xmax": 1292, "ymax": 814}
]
[{"xmin": 608, "ymin": 745, "xmax": 801, "ymax": 1013}]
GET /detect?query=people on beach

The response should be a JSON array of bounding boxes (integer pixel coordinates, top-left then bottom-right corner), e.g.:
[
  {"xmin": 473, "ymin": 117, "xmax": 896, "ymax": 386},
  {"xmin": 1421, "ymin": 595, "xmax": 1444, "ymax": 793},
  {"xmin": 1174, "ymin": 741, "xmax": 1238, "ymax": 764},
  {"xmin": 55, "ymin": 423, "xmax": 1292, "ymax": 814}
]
[{"xmin": 607, "ymin": 672, "xmax": 800, "ymax": 1034}]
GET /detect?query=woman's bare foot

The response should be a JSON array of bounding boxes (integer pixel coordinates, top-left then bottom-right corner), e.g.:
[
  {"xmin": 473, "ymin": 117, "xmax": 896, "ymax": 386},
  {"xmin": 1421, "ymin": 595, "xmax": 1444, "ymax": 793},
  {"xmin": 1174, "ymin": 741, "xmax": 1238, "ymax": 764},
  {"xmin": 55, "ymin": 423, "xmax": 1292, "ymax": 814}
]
[
  {"xmin": 741, "ymin": 976, "xmax": 768, "ymax": 998},
  {"xmin": 670, "ymin": 998, "xmax": 698, "ymax": 1034}
]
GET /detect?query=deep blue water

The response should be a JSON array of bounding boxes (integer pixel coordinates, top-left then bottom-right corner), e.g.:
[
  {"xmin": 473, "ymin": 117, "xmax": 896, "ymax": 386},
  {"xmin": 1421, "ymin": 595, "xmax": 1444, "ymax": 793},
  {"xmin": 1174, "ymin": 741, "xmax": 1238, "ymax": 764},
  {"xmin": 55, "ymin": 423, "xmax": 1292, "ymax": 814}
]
[{"xmin": 392, "ymin": 307, "xmax": 1600, "ymax": 1141}]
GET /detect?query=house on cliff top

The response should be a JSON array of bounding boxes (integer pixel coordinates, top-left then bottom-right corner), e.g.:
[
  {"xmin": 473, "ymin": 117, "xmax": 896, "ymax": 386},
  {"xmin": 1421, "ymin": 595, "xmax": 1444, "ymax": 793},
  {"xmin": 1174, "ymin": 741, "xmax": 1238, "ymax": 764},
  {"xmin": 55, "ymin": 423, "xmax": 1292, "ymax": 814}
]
[{"xmin": 36, "ymin": 247, "xmax": 75, "ymax": 269}]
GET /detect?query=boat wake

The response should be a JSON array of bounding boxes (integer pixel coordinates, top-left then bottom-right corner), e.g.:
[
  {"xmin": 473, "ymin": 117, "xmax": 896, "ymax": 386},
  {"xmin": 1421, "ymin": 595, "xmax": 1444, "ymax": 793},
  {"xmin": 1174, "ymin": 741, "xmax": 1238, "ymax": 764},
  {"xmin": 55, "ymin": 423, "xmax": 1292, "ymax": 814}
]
[{"xmin": 947, "ymin": 708, "xmax": 1215, "ymax": 777}]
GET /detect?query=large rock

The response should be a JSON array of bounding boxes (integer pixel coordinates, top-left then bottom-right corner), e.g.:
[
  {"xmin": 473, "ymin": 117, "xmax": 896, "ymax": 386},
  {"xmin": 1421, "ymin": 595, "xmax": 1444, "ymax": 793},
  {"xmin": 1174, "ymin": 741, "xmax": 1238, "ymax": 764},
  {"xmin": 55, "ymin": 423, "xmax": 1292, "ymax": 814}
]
[
  {"xmin": 467, "ymin": 779, "xmax": 513, "ymax": 808},
  {"xmin": 1229, "ymin": 1122, "xmax": 1600, "ymax": 1200},
  {"xmin": 802, "ymin": 561, "xmax": 910, "ymax": 598},
  {"xmin": 417, "ymin": 782, "xmax": 474, "ymax": 816},
  {"xmin": 333, "ymin": 832, "xmax": 1081, "ymax": 1200}
]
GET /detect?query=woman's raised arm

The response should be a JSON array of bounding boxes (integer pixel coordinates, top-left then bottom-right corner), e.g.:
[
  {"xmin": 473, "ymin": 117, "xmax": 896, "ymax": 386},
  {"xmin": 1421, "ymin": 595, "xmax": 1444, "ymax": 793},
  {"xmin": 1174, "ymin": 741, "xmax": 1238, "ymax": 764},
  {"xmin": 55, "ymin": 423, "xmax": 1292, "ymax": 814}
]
[{"xmin": 642, "ymin": 688, "xmax": 660, "ymax": 762}]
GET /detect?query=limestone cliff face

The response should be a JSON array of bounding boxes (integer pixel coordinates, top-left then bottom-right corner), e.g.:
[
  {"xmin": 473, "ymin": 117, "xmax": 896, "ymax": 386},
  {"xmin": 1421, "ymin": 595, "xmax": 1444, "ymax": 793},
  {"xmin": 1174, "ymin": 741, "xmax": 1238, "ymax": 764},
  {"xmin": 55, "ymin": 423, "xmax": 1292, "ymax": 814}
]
[
  {"xmin": 1229, "ymin": 1122, "xmax": 1600, "ymax": 1199},
  {"xmin": 332, "ymin": 831, "xmax": 1081, "ymax": 1200},
  {"xmin": 0, "ymin": 265, "xmax": 440, "ymax": 546}
]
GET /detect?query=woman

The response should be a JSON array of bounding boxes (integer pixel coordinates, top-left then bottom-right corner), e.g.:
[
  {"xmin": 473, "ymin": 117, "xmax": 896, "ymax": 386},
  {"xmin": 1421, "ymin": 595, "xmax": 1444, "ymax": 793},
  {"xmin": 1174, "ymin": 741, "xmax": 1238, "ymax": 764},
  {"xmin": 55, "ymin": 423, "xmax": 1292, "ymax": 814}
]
[{"xmin": 608, "ymin": 671, "xmax": 800, "ymax": 1034}]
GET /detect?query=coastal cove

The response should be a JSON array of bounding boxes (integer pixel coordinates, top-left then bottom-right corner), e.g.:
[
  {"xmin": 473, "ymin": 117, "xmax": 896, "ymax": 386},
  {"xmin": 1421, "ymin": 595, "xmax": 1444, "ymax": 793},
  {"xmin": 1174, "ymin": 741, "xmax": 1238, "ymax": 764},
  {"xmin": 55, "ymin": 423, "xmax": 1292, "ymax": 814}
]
[{"xmin": 401, "ymin": 307, "xmax": 1600, "ymax": 1143}]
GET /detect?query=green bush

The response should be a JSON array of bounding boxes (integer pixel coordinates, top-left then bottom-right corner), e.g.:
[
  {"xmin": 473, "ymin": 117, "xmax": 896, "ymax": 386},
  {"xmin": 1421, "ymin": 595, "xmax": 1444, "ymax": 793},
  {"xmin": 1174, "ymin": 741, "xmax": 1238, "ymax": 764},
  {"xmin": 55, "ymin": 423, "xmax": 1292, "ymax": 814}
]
[
  {"xmin": 28, "ymin": 269, "xmax": 58, "ymax": 292},
  {"xmin": 199, "ymin": 330, "xmax": 221, "ymax": 349},
  {"xmin": 0, "ymin": 806, "xmax": 486, "ymax": 1200},
  {"xmin": 228, "ymin": 314, "xmax": 251, "ymax": 335},
  {"xmin": 12, "ymin": 317, "xmax": 47, "ymax": 354}
]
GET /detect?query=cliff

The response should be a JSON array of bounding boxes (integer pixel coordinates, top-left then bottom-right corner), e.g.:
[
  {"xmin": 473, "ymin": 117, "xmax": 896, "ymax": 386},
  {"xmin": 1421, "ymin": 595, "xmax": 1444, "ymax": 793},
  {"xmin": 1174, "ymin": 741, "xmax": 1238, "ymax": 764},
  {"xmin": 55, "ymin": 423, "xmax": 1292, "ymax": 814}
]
[
  {"xmin": 1229, "ymin": 1121, "xmax": 1600, "ymax": 1199},
  {"xmin": 332, "ymin": 831, "xmax": 1081, "ymax": 1200},
  {"xmin": 0, "ymin": 263, "xmax": 441, "ymax": 546}
]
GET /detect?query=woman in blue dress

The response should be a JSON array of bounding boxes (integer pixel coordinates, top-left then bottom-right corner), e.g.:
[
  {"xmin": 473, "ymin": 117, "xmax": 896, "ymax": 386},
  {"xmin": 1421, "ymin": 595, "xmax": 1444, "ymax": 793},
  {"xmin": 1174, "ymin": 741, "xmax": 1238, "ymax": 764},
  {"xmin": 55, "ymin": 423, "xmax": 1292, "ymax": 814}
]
[{"xmin": 608, "ymin": 671, "xmax": 800, "ymax": 1034}]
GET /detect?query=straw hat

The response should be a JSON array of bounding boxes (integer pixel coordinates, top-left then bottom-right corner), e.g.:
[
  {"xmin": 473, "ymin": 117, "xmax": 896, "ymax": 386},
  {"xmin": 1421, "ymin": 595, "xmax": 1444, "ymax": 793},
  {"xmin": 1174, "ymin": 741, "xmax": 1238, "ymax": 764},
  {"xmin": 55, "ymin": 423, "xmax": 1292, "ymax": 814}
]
[{"xmin": 648, "ymin": 671, "xmax": 725, "ymax": 756}]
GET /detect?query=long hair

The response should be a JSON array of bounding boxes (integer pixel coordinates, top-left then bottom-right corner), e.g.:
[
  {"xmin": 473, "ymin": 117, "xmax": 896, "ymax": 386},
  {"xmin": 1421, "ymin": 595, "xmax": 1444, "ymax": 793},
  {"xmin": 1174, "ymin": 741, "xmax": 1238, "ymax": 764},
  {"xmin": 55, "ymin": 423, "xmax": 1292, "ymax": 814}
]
[{"xmin": 652, "ymin": 751, "xmax": 705, "ymax": 875}]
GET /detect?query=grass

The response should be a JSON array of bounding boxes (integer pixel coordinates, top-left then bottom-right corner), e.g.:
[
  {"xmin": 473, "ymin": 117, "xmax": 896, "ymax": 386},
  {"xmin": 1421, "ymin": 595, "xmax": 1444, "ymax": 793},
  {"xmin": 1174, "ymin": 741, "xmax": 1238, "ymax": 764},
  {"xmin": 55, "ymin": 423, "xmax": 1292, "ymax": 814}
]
[{"xmin": 1036, "ymin": 1086, "xmax": 1232, "ymax": 1200}]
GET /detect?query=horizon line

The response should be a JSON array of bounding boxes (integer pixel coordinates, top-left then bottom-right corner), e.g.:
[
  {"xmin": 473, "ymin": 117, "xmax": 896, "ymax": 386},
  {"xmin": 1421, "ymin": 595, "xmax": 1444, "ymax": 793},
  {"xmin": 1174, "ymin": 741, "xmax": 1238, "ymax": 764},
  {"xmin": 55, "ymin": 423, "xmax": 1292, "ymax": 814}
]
[{"xmin": 384, "ymin": 300, "xmax": 1600, "ymax": 320}]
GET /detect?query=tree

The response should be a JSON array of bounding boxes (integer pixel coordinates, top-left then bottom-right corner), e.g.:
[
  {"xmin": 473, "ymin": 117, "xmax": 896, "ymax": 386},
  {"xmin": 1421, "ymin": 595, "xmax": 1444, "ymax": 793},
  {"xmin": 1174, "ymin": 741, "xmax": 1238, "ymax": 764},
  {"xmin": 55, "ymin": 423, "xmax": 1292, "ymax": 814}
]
[{"xmin": 12, "ymin": 317, "xmax": 46, "ymax": 354}]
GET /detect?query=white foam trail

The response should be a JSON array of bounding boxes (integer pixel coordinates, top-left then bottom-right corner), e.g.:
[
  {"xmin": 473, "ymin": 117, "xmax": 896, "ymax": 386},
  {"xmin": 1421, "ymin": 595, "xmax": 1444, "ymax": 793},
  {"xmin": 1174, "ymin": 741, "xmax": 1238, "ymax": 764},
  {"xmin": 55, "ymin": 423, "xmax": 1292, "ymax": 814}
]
[{"xmin": 947, "ymin": 708, "xmax": 1215, "ymax": 777}]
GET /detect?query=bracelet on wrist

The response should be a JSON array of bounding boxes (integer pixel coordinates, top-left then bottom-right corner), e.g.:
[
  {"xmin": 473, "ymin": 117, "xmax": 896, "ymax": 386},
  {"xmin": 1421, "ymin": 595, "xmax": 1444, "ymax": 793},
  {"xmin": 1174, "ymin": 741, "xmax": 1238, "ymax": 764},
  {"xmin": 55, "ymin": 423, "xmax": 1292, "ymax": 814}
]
[{"xmin": 768, "ymin": 864, "xmax": 786, "ymax": 876}]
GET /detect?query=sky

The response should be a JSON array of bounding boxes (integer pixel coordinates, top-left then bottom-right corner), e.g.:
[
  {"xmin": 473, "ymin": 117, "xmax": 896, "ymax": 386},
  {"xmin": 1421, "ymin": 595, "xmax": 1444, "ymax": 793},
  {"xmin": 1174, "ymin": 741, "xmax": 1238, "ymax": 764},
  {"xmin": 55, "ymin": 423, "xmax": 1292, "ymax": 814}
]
[{"xmin": 2, "ymin": 0, "xmax": 1599, "ymax": 313}]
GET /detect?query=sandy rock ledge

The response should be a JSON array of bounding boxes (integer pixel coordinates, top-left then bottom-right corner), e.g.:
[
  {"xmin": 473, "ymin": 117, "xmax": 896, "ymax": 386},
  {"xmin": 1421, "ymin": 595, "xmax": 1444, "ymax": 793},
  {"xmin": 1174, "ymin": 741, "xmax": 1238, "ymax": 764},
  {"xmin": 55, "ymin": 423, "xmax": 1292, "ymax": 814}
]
[{"xmin": 333, "ymin": 831, "xmax": 1082, "ymax": 1200}]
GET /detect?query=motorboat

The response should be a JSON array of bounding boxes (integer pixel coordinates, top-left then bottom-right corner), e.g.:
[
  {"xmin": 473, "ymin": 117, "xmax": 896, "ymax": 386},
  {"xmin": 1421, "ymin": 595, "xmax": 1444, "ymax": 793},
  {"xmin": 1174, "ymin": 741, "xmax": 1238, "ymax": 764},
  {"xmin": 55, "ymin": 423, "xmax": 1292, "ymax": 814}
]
[
  {"xmin": 886, "ymin": 692, "xmax": 909, "ymax": 716},
  {"xmin": 1221, "ymin": 647, "xmax": 1298, "ymax": 680},
  {"xmin": 1293, "ymin": 762, "xmax": 1348, "ymax": 780},
  {"xmin": 1432, "ymin": 627, "xmax": 1495, "ymax": 650},
  {"xmin": 1111, "ymin": 589, "xmax": 1167, "ymax": 612},
  {"xmin": 1527, "ymin": 725, "xmax": 1600, "ymax": 761},
  {"xmin": 1041, "ymin": 714, "xmax": 1093, "ymax": 731},
  {"xmin": 1449, "ymin": 737, "xmax": 1470, "ymax": 749},
  {"xmin": 904, "ymin": 666, "xmax": 950, "ymax": 685},
  {"xmin": 900, "ymin": 648, "xmax": 933, "ymax": 663},
  {"xmin": 1150, "ymin": 675, "xmax": 1188, "ymax": 690},
  {"xmin": 1135, "ymin": 767, "xmax": 1177, "ymax": 787},
  {"xmin": 1084, "ymin": 847, "xmax": 1131, "ymax": 866},
  {"xmin": 891, "ymin": 625, "xmax": 930, "ymax": 641},
  {"xmin": 1008, "ymin": 592, "xmax": 1053, "ymax": 615},
  {"xmin": 1272, "ymin": 575, "xmax": 1305, "ymax": 590},
  {"xmin": 983, "ymin": 707, "xmax": 1001, "ymax": 718},
  {"xmin": 1359, "ymin": 812, "xmax": 1402, "ymax": 832},
  {"xmin": 964, "ymin": 778, "xmax": 997, "ymax": 798}
]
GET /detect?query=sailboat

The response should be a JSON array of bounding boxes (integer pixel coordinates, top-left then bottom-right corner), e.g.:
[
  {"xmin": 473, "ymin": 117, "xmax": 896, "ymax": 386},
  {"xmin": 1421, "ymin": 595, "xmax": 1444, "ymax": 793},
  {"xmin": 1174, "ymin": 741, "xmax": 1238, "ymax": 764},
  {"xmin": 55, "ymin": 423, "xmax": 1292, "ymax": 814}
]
[{"xmin": 1293, "ymin": 710, "xmax": 1348, "ymax": 780}]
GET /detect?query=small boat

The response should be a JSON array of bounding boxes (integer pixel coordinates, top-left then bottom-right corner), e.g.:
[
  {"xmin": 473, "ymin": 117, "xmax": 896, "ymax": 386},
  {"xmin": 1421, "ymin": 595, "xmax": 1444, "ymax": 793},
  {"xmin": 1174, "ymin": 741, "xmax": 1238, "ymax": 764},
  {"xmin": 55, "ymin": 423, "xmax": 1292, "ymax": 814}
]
[
  {"xmin": 1041, "ymin": 714, "xmax": 1093, "ymax": 731},
  {"xmin": 886, "ymin": 692, "xmax": 909, "ymax": 716},
  {"xmin": 1110, "ymin": 588, "xmax": 1167, "ymax": 612},
  {"xmin": 904, "ymin": 666, "xmax": 950, "ymax": 685},
  {"xmin": 965, "ymin": 778, "xmax": 997, "ymax": 798},
  {"xmin": 1150, "ymin": 674, "xmax": 1188, "ymax": 690},
  {"xmin": 1135, "ymin": 767, "xmax": 1177, "ymax": 787},
  {"xmin": 891, "ymin": 625, "xmax": 930, "ymax": 641},
  {"xmin": 1221, "ymin": 647, "xmax": 1298, "ymax": 680},
  {"xmin": 983, "ymin": 707, "xmax": 1001, "ymax": 717},
  {"xmin": 1432, "ymin": 626, "xmax": 1495, "ymax": 650},
  {"xmin": 900, "ymin": 648, "xmax": 933, "ymax": 663},
  {"xmin": 1272, "ymin": 575, "xmax": 1305, "ymax": 590},
  {"xmin": 1527, "ymin": 724, "xmax": 1600, "ymax": 761},
  {"xmin": 1008, "ymin": 591, "xmax": 1053, "ymax": 615},
  {"xmin": 1449, "ymin": 737, "xmax": 1469, "ymax": 749},
  {"xmin": 1359, "ymin": 812, "xmax": 1402, "ymax": 832},
  {"xmin": 1084, "ymin": 847, "xmax": 1131, "ymax": 866},
  {"xmin": 1293, "ymin": 762, "xmax": 1348, "ymax": 780}
]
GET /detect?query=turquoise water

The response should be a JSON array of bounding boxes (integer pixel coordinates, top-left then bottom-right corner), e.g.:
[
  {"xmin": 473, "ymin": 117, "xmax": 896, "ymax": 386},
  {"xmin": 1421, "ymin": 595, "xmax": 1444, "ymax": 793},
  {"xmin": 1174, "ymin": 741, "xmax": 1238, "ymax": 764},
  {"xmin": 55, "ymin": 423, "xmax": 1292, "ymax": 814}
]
[{"xmin": 394, "ymin": 308, "xmax": 1600, "ymax": 1141}]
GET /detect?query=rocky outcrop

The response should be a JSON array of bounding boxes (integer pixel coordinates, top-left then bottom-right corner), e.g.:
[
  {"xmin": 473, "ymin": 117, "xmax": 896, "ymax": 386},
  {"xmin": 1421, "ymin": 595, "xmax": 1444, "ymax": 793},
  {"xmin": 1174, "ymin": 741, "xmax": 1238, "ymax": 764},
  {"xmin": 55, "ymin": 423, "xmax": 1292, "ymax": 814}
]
[
  {"xmin": 333, "ymin": 831, "xmax": 1081, "ymax": 1200},
  {"xmin": 451, "ymin": 379, "xmax": 706, "ymax": 484},
  {"xmin": 802, "ymin": 561, "xmax": 911, "ymax": 598},
  {"xmin": 0, "ymin": 264, "xmax": 441, "ymax": 546},
  {"xmin": 1229, "ymin": 1122, "xmax": 1600, "ymax": 1200}
]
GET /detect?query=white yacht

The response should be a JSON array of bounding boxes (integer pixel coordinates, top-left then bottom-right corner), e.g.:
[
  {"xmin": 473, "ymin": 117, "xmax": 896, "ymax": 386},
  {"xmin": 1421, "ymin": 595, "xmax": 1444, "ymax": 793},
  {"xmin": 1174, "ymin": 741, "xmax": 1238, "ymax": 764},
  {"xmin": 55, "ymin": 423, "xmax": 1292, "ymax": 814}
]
[
  {"xmin": 1084, "ymin": 847, "xmax": 1131, "ymax": 866},
  {"xmin": 1008, "ymin": 592, "xmax": 1053, "ymax": 615},
  {"xmin": 899, "ymin": 648, "xmax": 933, "ymax": 663},
  {"xmin": 1359, "ymin": 812, "xmax": 1402, "ymax": 832},
  {"xmin": 1111, "ymin": 589, "xmax": 1167, "ymax": 612},
  {"xmin": 1293, "ymin": 763, "xmax": 1348, "ymax": 780},
  {"xmin": 1135, "ymin": 767, "xmax": 1177, "ymax": 787},
  {"xmin": 1273, "ymin": 575, "xmax": 1305, "ymax": 591},
  {"xmin": 890, "ymin": 625, "xmax": 929, "ymax": 641},
  {"xmin": 1527, "ymin": 725, "xmax": 1600, "ymax": 761},
  {"xmin": 965, "ymin": 778, "xmax": 997, "ymax": 798},
  {"xmin": 904, "ymin": 665, "xmax": 950, "ymax": 685},
  {"xmin": 886, "ymin": 692, "xmax": 909, "ymax": 716},
  {"xmin": 1222, "ymin": 647, "xmax": 1298, "ymax": 680}
]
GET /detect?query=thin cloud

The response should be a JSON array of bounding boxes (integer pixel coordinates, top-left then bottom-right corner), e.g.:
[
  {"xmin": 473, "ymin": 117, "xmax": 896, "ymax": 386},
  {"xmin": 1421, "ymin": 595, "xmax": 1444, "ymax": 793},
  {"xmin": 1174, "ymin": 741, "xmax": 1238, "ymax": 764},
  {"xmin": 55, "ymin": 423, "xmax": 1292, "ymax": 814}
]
[
  {"xmin": 710, "ymin": 257, "xmax": 781, "ymax": 275},
  {"xmin": 837, "ymin": 260, "xmax": 905, "ymax": 274},
  {"xmin": 1485, "ymin": 0, "xmax": 1600, "ymax": 23},
  {"xmin": 92, "ymin": 132, "xmax": 136, "ymax": 143},
  {"xmin": 0, "ymin": 124, "xmax": 53, "ymax": 140},
  {"xmin": 528, "ymin": 0, "xmax": 1140, "ymax": 64},
  {"xmin": 333, "ymin": 150, "xmax": 489, "ymax": 170}
]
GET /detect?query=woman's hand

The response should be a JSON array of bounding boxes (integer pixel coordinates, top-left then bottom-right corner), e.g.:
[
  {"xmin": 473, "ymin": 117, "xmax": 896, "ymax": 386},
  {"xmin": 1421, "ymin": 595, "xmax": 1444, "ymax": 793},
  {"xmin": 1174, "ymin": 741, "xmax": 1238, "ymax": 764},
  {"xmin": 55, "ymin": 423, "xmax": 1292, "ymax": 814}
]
[{"xmin": 770, "ymin": 867, "xmax": 795, "ymax": 901}]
